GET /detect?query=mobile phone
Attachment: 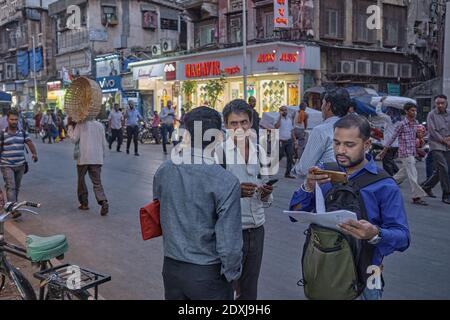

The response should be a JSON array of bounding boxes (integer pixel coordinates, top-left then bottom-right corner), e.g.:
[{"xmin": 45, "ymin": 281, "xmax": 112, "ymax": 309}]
[
  {"xmin": 266, "ymin": 179, "xmax": 279, "ymax": 186},
  {"xmin": 312, "ymin": 169, "xmax": 348, "ymax": 184}
]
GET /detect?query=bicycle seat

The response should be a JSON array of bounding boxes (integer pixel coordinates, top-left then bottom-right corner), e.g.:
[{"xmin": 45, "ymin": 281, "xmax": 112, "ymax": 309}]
[{"xmin": 25, "ymin": 235, "xmax": 68, "ymax": 262}]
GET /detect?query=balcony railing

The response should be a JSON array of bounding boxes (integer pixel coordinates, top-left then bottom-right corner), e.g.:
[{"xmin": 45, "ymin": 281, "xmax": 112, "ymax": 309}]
[{"xmin": 57, "ymin": 28, "xmax": 89, "ymax": 54}]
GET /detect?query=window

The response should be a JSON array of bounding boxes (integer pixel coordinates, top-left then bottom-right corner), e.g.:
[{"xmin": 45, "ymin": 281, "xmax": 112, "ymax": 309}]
[
  {"xmin": 229, "ymin": 0, "xmax": 242, "ymax": 11},
  {"xmin": 102, "ymin": 6, "xmax": 118, "ymax": 26},
  {"xmin": 326, "ymin": 9, "xmax": 339, "ymax": 37},
  {"xmin": 353, "ymin": 0, "xmax": 376, "ymax": 43},
  {"xmin": 383, "ymin": 4, "xmax": 406, "ymax": 47},
  {"xmin": 160, "ymin": 18, "xmax": 178, "ymax": 31},
  {"xmin": 229, "ymin": 16, "xmax": 242, "ymax": 43},
  {"xmin": 199, "ymin": 24, "xmax": 215, "ymax": 46},
  {"xmin": 142, "ymin": 11, "xmax": 158, "ymax": 29},
  {"xmin": 264, "ymin": 13, "xmax": 274, "ymax": 38},
  {"xmin": 320, "ymin": 0, "xmax": 344, "ymax": 39}
]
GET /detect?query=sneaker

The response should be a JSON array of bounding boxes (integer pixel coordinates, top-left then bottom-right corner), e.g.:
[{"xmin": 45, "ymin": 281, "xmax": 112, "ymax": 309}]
[
  {"xmin": 117, "ymin": 149, "xmax": 122, "ymax": 152},
  {"xmin": 135, "ymin": 153, "xmax": 140, "ymax": 156},
  {"xmin": 442, "ymin": 197, "xmax": 450, "ymax": 205},
  {"xmin": 412, "ymin": 198, "xmax": 428, "ymax": 206},
  {"xmin": 100, "ymin": 201, "xmax": 109, "ymax": 216}
]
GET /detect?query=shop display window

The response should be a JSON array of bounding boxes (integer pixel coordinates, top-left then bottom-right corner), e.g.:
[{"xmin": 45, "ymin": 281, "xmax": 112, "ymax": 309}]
[{"xmin": 260, "ymin": 80, "xmax": 286, "ymax": 112}]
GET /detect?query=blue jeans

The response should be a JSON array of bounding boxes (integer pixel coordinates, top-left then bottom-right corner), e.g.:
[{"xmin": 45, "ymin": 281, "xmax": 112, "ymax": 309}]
[
  {"xmin": 161, "ymin": 124, "xmax": 174, "ymax": 153},
  {"xmin": 360, "ymin": 287, "xmax": 383, "ymax": 300},
  {"xmin": 426, "ymin": 152, "xmax": 450, "ymax": 181}
]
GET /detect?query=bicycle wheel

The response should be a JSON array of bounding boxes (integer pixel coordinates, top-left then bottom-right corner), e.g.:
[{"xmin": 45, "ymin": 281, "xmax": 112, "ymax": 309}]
[{"xmin": 0, "ymin": 264, "xmax": 36, "ymax": 300}]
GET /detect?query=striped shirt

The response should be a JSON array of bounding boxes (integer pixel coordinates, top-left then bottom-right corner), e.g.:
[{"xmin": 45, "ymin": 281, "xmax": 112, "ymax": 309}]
[{"xmin": 0, "ymin": 129, "xmax": 30, "ymax": 167}]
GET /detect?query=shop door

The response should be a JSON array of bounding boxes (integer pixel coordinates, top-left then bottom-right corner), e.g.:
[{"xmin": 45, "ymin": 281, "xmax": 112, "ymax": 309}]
[{"xmin": 141, "ymin": 91, "xmax": 154, "ymax": 118}]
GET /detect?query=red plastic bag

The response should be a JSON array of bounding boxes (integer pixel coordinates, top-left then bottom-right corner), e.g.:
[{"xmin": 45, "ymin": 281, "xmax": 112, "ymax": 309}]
[{"xmin": 139, "ymin": 200, "xmax": 162, "ymax": 240}]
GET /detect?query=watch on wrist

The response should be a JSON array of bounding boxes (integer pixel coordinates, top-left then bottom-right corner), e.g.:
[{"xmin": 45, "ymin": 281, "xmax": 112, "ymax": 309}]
[{"xmin": 368, "ymin": 226, "xmax": 382, "ymax": 245}]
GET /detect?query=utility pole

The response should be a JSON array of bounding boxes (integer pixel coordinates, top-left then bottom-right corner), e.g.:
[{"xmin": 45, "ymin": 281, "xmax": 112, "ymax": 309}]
[
  {"xmin": 31, "ymin": 35, "xmax": 38, "ymax": 104},
  {"xmin": 443, "ymin": 0, "xmax": 450, "ymax": 98},
  {"xmin": 243, "ymin": 0, "xmax": 247, "ymax": 101}
]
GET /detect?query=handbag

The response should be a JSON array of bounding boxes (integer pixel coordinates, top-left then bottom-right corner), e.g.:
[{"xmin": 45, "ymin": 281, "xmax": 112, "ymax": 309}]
[{"xmin": 139, "ymin": 200, "xmax": 162, "ymax": 240}]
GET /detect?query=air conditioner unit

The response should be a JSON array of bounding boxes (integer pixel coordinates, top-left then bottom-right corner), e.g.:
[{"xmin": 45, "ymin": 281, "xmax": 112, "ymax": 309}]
[
  {"xmin": 400, "ymin": 64, "xmax": 412, "ymax": 78},
  {"xmin": 151, "ymin": 44, "xmax": 162, "ymax": 56},
  {"xmin": 385, "ymin": 63, "xmax": 398, "ymax": 78},
  {"xmin": 356, "ymin": 60, "xmax": 371, "ymax": 75},
  {"xmin": 161, "ymin": 39, "xmax": 175, "ymax": 53},
  {"xmin": 5, "ymin": 64, "xmax": 16, "ymax": 79},
  {"xmin": 372, "ymin": 62, "xmax": 384, "ymax": 77},
  {"xmin": 336, "ymin": 61, "xmax": 355, "ymax": 74}
]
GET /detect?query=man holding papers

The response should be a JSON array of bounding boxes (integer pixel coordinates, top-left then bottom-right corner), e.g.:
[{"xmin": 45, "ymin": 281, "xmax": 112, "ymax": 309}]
[{"xmin": 289, "ymin": 114, "xmax": 410, "ymax": 300}]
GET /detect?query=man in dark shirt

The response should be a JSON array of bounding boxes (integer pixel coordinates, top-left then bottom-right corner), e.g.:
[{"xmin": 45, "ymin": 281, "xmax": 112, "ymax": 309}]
[
  {"xmin": 248, "ymin": 96, "xmax": 260, "ymax": 134},
  {"xmin": 153, "ymin": 106, "xmax": 243, "ymax": 300}
]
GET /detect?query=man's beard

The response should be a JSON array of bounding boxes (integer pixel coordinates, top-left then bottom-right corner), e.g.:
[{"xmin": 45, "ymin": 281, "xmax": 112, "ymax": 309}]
[
  {"xmin": 335, "ymin": 153, "xmax": 365, "ymax": 168},
  {"xmin": 9, "ymin": 124, "xmax": 18, "ymax": 129}
]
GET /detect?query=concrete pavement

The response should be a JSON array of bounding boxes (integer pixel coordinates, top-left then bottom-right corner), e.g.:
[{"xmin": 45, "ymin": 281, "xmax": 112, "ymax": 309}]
[{"xmin": 4, "ymin": 138, "xmax": 450, "ymax": 299}]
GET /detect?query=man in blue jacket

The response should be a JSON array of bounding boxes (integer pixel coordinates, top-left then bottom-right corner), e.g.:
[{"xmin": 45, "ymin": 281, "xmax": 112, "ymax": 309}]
[{"xmin": 290, "ymin": 114, "xmax": 410, "ymax": 300}]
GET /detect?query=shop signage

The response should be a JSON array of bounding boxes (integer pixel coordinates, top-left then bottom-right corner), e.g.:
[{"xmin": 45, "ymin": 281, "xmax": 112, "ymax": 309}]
[
  {"xmin": 47, "ymin": 81, "xmax": 62, "ymax": 91},
  {"xmin": 257, "ymin": 53, "xmax": 276, "ymax": 63},
  {"xmin": 224, "ymin": 66, "xmax": 241, "ymax": 75},
  {"xmin": 274, "ymin": 0, "xmax": 289, "ymax": 28},
  {"xmin": 257, "ymin": 52, "xmax": 298, "ymax": 63},
  {"xmin": 387, "ymin": 83, "xmax": 401, "ymax": 96},
  {"xmin": 280, "ymin": 52, "xmax": 298, "ymax": 63},
  {"xmin": 164, "ymin": 62, "xmax": 176, "ymax": 81},
  {"xmin": 96, "ymin": 76, "xmax": 122, "ymax": 93},
  {"xmin": 185, "ymin": 61, "xmax": 221, "ymax": 78},
  {"xmin": 96, "ymin": 55, "xmax": 120, "ymax": 78},
  {"xmin": 132, "ymin": 64, "xmax": 164, "ymax": 80}
]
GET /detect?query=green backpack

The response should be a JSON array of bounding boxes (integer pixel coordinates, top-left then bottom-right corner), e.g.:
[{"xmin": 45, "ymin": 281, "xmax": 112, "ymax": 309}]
[{"xmin": 300, "ymin": 165, "xmax": 391, "ymax": 300}]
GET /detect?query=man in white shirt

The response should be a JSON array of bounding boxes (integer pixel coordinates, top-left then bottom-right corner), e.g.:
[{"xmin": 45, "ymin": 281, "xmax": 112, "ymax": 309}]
[
  {"xmin": 375, "ymin": 97, "xmax": 400, "ymax": 176},
  {"xmin": 221, "ymin": 99, "xmax": 273, "ymax": 300},
  {"xmin": 108, "ymin": 103, "xmax": 124, "ymax": 152},
  {"xmin": 275, "ymin": 106, "xmax": 295, "ymax": 178},
  {"xmin": 291, "ymin": 88, "xmax": 351, "ymax": 176},
  {"xmin": 68, "ymin": 118, "xmax": 108, "ymax": 216}
]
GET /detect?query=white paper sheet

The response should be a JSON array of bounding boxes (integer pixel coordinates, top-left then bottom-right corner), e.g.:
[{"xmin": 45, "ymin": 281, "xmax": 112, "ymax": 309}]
[{"xmin": 283, "ymin": 210, "xmax": 357, "ymax": 231}]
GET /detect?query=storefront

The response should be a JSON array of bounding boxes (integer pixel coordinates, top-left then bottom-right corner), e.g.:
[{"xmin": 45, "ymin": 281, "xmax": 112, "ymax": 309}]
[
  {"xmin": 46, "ymin": 80, "xmax": 65, "ymax": 110},
  {"xmin": 129, "ymin": 42, "xmax": 320, "ymax": 114}
]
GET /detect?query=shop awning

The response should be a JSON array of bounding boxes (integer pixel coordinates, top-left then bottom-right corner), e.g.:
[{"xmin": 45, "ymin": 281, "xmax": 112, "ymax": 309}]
[{"xmin": 0, "ymin": 91, "xmax": 12, "ymax": 104}]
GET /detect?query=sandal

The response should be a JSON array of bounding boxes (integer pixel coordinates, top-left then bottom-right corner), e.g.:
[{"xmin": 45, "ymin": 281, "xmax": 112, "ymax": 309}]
[{"xmin": 412, "ymin": 198, "xmax": 428, "ymax": 206}]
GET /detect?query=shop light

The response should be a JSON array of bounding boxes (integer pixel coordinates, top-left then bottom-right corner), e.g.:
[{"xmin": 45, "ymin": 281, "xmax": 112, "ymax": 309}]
[{"xmin": 272, "ymin": 49, "xmax": 277, "ymax": 54}]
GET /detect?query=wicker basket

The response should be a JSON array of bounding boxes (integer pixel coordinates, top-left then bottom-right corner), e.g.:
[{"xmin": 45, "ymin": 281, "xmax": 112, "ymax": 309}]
[{"xmin": 64, "ymin": 77, "xmax": 102, "ymax": 122}]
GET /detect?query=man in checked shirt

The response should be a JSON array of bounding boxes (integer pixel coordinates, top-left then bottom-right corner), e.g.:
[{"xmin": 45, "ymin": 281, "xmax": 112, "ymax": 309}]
[{"xmin": 380, "ymin": 103, "xmax": 428, "ymax": 206}]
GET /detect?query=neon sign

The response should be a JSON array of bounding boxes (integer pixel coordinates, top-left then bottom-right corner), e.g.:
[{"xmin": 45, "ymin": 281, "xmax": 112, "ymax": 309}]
[{"xmin": 185, "ymin": 61, "xmax": 221, "ymax": 78}]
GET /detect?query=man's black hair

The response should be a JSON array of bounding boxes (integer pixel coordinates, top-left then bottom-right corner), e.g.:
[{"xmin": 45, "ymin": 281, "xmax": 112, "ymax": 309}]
[
  {"xmin": 184, "ymin": 106, "xmax": 222, "ymax": 150},
  {"xmin": 222, "ymin": 99, "xmax": 253, "ymax": 124},
  {"xmin": 334, "ymin": 114, "xmax": 371, "ymax": 141},
  {"xmin": 323, "ymin": 88, "xmax": 351, "ymax": 117},
  {"xmin": 404, "ymin": 102, "xmax": 417, "ymax": 112},
  {"xmin": 434, "ymin": 94, "xmax": 448, "ymax": 101},
  {"xmin": 7, "ymin": 109, "xmax": 19, "ymax": 118}
]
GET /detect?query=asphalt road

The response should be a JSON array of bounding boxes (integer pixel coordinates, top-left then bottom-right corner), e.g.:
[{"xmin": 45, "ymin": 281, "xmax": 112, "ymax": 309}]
[{"xmin": 5, "ymin": 138, "xmax": 450, "ymax": 299}]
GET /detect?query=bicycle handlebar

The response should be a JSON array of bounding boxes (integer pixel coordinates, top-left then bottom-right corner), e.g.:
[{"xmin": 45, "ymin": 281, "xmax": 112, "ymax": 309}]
[
  {"xmin": 25, "ymin": 202, "xmax": 41, "ymax": 208},
  {"xmin": 0, "ymin": 202, "xmax": 41, "ymax": 222}
]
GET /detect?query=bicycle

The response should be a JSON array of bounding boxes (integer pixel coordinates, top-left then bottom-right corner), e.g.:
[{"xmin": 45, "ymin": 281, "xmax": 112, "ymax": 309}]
[{"xmin": 0, "ymin": 201, "xmax": 111, "ymax": 300}]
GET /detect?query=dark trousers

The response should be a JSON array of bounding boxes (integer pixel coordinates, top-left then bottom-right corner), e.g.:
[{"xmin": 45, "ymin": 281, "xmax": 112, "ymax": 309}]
[
  {"xmin": 151, "ymin": 127, "xmax": 161, "ymax": 144},
  {"xmin": 126, "ymin": 125, "xmax": 139, "ymax": 154},
  {"xmin": 42, "ymin": 125, "xmax": 54, "ymax": 143},
  {"xmin": 235, "ymin": 225, "xmax": 265, "ymax": 300},
  {"xmin": 422, "ymin": 150, "xmax": 450, "ymax": 198},
  {"xmin": 161, "ymin": 124, "xmax": 174, "ymax": 153},
  {"xmin": 382, "ymin": 147, "xmax": 399, "ymax": 176},
  {"xmin": 77, "ymin": 165, "xmax": 107, "ymax": 206},
  {"xmin": 279, "ymin": 139, "xmax": 294, "ymax": 175},
  {"xmin": 109, "ymin": 128, "xmax": 123, "ymax": 151},
  {"xmin": 162, "ymin": 257, "xmax": 234, "ymax": 300}
]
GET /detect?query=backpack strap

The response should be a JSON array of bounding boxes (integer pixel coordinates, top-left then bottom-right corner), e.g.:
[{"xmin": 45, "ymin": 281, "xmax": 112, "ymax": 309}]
[
  {"xmin": 350, "ymin": 169, "xmax": 392, "ymax": 191},
  {"xmin": 0, "ymin": 130, "xmax": 4, "ymax": 154}
]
